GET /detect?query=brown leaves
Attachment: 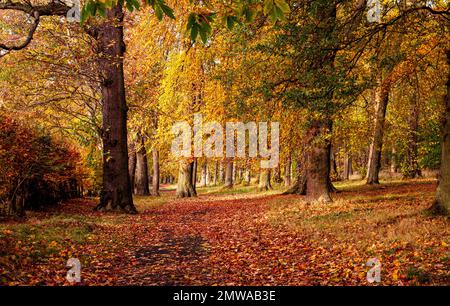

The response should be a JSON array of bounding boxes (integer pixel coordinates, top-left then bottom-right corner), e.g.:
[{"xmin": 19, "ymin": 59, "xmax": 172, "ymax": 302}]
[{"xmin": 0, "ymin": 180, "xmax": 448, "ymax": 286}]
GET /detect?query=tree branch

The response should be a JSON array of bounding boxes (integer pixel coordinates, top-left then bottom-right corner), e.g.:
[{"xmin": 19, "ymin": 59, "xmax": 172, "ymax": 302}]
[
  {"xmin": 0, "ymin": 1, "xmax": 71, "ymax": 57},
  {"xmin": 0, "ymin": 10, "xmax": 40, "ymax": 56},
  {"xmin": 0, "ymin": 0, "xmax": 70, "ymax": 16}
]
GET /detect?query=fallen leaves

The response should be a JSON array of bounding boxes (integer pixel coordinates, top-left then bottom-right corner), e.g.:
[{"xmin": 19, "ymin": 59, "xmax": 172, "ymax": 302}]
[{"xmin": 0, "ymin": 180, "xmax": 448, "ymax": 286}]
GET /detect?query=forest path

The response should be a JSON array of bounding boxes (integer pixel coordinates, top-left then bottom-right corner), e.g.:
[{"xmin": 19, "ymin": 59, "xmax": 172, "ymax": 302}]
[
  {"xmin": 115, "ymin": 191, "xmax": 316, "ymax": 285},
  {"xmin": 111, "ymin": 181, "xmax": 448, "ymax": 286}
]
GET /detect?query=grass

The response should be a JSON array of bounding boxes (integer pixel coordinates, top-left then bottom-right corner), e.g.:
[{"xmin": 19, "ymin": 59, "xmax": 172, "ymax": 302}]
[
  {"xmin": 134, "ymin": 195, "xmax": 171, "ymax": 212},
  {"xmin": 263, "ymin": 179, "xmax": 448, "ymax": 285}
]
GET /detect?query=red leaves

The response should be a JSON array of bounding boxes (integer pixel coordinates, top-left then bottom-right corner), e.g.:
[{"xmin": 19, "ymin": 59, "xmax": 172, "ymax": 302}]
[
  {"xmin": 0, "ymin": 115, "xmax": 84, "ymax": 214},
  {"xmin": 0, "ymin": 181, "xmax": 448, "ymax": 286}
]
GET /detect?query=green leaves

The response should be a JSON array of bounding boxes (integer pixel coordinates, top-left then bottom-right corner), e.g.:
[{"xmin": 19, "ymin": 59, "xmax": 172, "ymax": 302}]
[
  {"xmin": 186, "ymin": 12, "xmax": 215, "ymax": 44},
  {"xmin": 226, "ymin": 15, "xmax": 240, "ymax": 30},
  {"xmin": 79, "ymin": 0, "xmax": 290, "ymax": 43},
  {"xmin": 126, "ymin": 0, "xmax": 140, "ymax": 13},
  {"xmin": 80, "ymin": 0, "xmax": 175, "ymax": 25},
  {"xmin": 147, "ymin": 0, "xmax": 175, "ymax": 20},
  {"xmin": 263, "ymin": 0, "xmax": 291, "ymax": 23},
  {"xmin": 222, "ymin": 0, "xmax": 290, "ymax": 35}
]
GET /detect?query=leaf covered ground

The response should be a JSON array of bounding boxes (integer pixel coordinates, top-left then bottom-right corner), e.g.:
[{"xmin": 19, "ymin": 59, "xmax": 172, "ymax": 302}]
[{"xmin": 0, "ymin": 179, "xmax": 448, "ymax": 286}]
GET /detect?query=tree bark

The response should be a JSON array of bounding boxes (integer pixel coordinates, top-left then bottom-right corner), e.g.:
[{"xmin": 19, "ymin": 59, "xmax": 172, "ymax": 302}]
[
  {"xmin": 213, "ymin": 160, "xmax": 219, "ymax": 186},
  {"xmin": 284, "ymin": 175, "xmax": 307, "ymax": 195},
  {"xmin": 244, "ymin": 169, "xmax": 251, "ymax": 185},
  {"xmin": 390, "ymin": 147, "xmax": 399, "ymax": 173},
  {"xmin": 220, "ymin": 162, "xmax": 225, "ymax": 184},
  {"xmin": 237, "ymin": 167, "xmax": 243, "ymax": 185},
  {"xmin": 404, "ymin": 88, "xmax": 422, "ymax": 178},
  {"xmin": 95, "ymin": 5, "xmax": 136, "ymax": 213},
  {"xmin": 432, "ymin": 49, "xmax": 450, "ymax": 215},
  {"xmin": 224, "ymin": 158, "xmax": 233, "ymax": 188},
  {"xmin": 273, "ymin": 164, "xmax": 282, "ymax": 183},
  {"xmin": 305, "ymin": 120, "xmax": 333, "ymax": 203},
  {"xmin": 151, "ymin": 147, "xmax": 160, "ymax": 196},
  {"xmin": 343, "ymin": 153, "xmax": 353, "ymax": 180},
  {"xmin": 366, "ymin": 77, "xmax": 390, "ymax": 185},
  {"xmin": 258, "ymin": 169, "xmax": 272, "ymax": 191},
  {"xmin": 329, "ymin": 145, "xmax": 339, "ymax": 180},
  {"xmin": 200, "ymin": 162, "xmax": 207, "ymax": 187},
  {"xmin": 128, "ymin": 142, "xmax": 137, "ymax": 193},
  {"xmin": 191, "ymin": 158, "xmax": 197, "ymax": 188},
  {"xmin": 177, "ymin": 160, "xmax": 197, "ymax": 198},
  {"xmin": 284, "ymin": 155, "xmax": 292, "ymax": 187},
  {"xmin": 135, "ymin": 135, "xmax": 150, "ymax": 196}
]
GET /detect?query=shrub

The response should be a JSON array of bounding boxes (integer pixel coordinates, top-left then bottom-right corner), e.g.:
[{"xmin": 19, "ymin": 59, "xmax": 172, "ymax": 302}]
[{"xmin": 0, "ymin": 115, "xmax": 83, "ymax": 217}]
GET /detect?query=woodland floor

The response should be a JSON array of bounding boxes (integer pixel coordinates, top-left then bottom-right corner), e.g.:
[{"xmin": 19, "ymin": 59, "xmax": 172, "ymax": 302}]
[{"xmin": 0, "ymin": 179, "xmax": 448, "ymax": 286}]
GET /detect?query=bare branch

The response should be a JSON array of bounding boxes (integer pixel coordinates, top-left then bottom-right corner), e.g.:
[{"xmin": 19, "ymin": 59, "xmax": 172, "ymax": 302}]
[
  {"xmin": 0, "ymin": 10, "xmax": 40, "ymax": 56},
  {"xmin": 0, "ymin": 0, "xmax": 70, "ymax": 17},
  {"xmin": 0, "ymin": 1, "xmax": 71, "ymax": 57}
]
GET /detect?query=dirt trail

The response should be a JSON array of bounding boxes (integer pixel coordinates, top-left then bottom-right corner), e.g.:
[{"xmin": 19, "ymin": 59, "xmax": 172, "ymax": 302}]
[
  {"xmin": 114, "ymin": 192, "xmax": 316, "ymax": 285},
  {"xmin": 110, "ymin": 182, "xmax": 449, "ymax": 286}
]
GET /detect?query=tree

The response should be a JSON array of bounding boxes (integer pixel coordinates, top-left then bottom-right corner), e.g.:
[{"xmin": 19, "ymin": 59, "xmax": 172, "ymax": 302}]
[
  {"xmin": 134, "ymin": 133, "xmax": 150, "ymax": 196},
  {"xmin": 432, "ymin": 49, "xmax": 450, "ymax": 215},
  {"xmin": 258, "ymin": 169, "xmax": 272, "ymax": 191}
]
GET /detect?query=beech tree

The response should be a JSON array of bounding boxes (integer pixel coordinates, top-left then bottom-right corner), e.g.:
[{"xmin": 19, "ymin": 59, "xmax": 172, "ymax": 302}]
[{"xmin": 0, "ymin": 0, "xmax": 291, "ymax": 209}]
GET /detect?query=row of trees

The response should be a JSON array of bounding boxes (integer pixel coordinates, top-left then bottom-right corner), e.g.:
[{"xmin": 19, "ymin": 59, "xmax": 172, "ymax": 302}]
[{"xmin": 0, "ymin": 0, "xmax": 449, "ymax": 215}]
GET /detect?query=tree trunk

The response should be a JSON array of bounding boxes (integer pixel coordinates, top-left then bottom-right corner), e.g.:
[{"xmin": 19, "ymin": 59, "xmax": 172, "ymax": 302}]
[
  {"xmin": 224, "ymin": 158, "xmax": 233, "ymax": 189},
  {"xmin": 305, "ymin": 120, "xmax": 333, "ymax": 203},
  {"xmin": 405, "ymin": 88, "xmax": 422, "ymax": 178},
  {"xmin": 390, "ymin": 147, "xmax": 399, "ymax": 173},
  {"xmin": 273, "ymin": 164, "xmax": 282, "ymax": 183},
  {"xmin": 220, "ymin": 162, "xmax": 225, "ymax": 184},
  {"xmin": 237, "ymin": 167, "xmax": 243, "ymax": 185},
  {"xmin": 135, "ymin": 135, "xmax": 150, "ymax": 196},
  {"xmin": 151, "ymin": 147, "xmax": 160, "ymax": 196},
  {"xmin": 343, "ymin": 153, "xmax": 353, "ymax": 180},
  {"xmin": 95, "ymin": 5, "xmax": 136, "ymax": 213},
  {"xmin": 213, "ymin": 160, "xmax": 219, "ymax": 186},
  {"xmin": 200, "ymin": 162, "xmax": 207, "ymax": 187},
  {"xmin": 366, "ymin": 78, "xmax": 390, "ymax": 185},
  {"xmin": 284, "ymin": 175, "xmax": 307, "ymax": 195},
  {"xmin": 177, "ymin": 160, "xmax": 197, "ymax": 198},
  {"xmin": 292, "ymin": 2, "xmax": 336, "ymax": 202},
  {"xmin": 284, "ymin": 155, "xmax": 292, "ymax": 187},
  {"xmin": 191, "ymin": 158, "xmax": 197, "ymax": 188},
  {"xmin": 432, "ymin": 49, "xmax": 450, "ymax": 215},
  {"xmin": 329, "ymin": 145, "xmax": 339, "ymax": 180},
  {"xmin": 258, "ymin": 169, "xmax": 272, "ymax": 191},
  {"xmin": 244, "ymin": 169, "xmax": 251, "ymax": 185},
  {"xmin": 128, "ymin": 142, "xmax": 137, "ymax": 193},
  {"xmin": 7, "ymin": 183, "xmax": 26, "ymax": 218}
]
